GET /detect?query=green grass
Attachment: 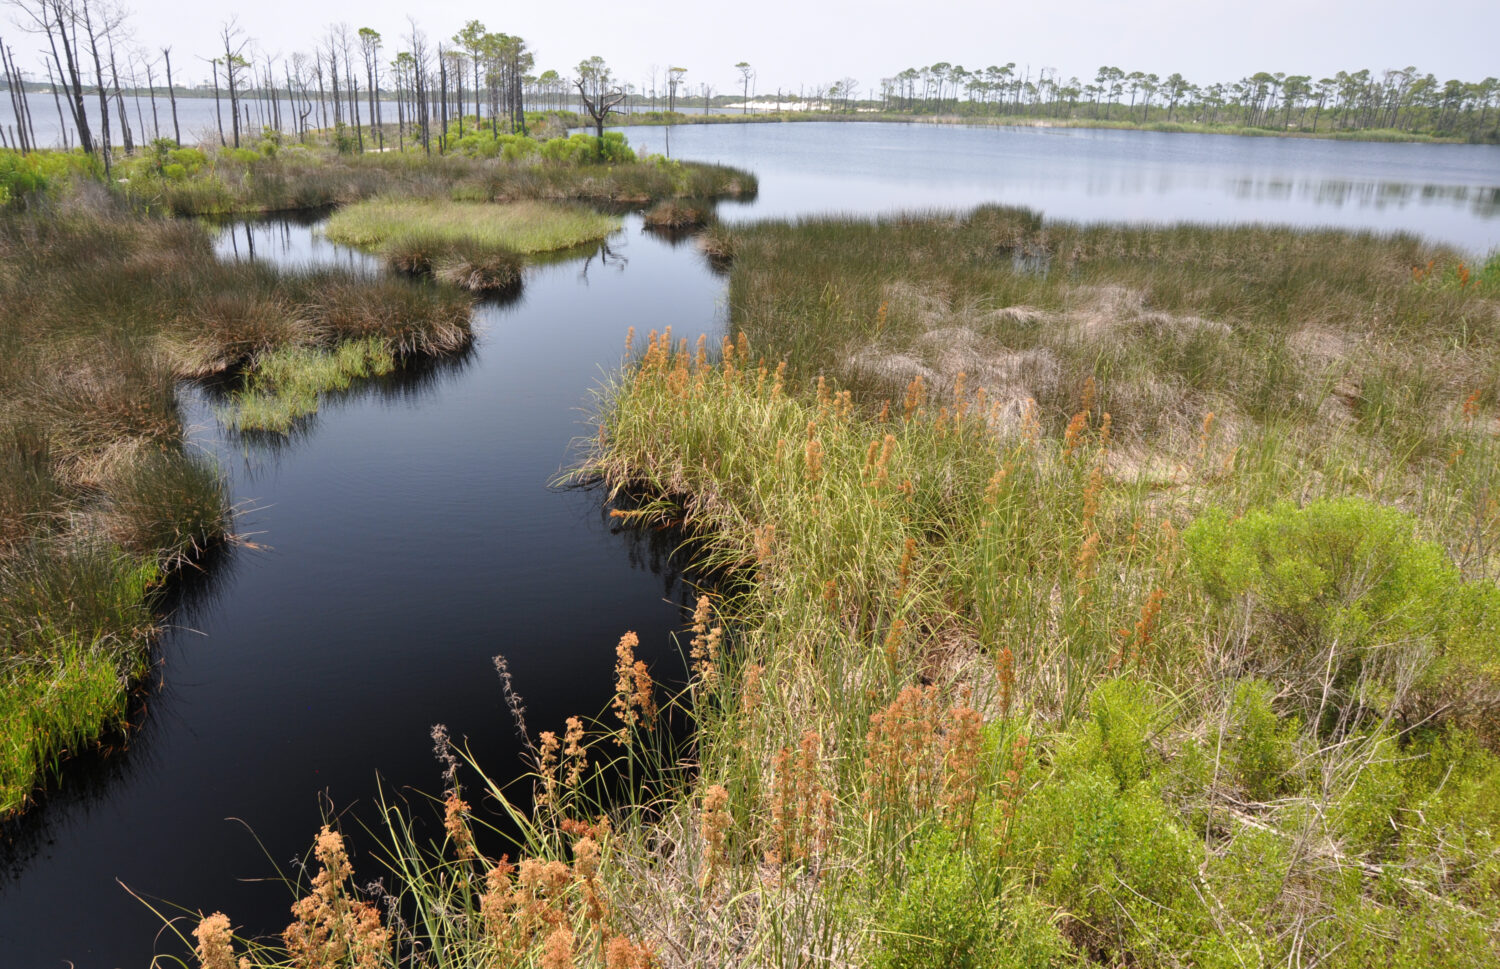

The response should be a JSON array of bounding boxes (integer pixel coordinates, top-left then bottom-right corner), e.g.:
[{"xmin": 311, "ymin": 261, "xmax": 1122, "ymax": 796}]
[
  {"xmin": 0, "ymin": 543, "xmax": 159, "ymax": 816},
  {"xmin": 322, "ymin": 198, "xmax": 620, "ymax": 294},
  {"xmin": 323, "ymin": 198, "xmax": 621, "ymax": 255}
]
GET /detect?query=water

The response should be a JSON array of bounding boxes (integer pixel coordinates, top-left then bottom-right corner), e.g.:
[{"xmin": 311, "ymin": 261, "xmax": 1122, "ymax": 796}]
[
  {"xmin": 2, "ymin": 122, "xmax": 1498, "ymax": 968},
  {"xmin": 7, "ymin": 91, "xmax": 306, "ymax": 149},
  {"xmin": 642, "ymin": 121, "xmax": 1500, "ymax": 253}
]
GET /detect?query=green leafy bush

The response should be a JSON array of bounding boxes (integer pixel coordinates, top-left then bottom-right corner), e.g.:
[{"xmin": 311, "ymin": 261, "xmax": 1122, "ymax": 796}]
[
  {"xmin": 218, "ymin": 146, "xmax": 262, "ymax": 164},
  {"xmin": 168, "ymin": 147, "xmax": 208, "ymax": 173},
  {"xmin": 870, "ymin": 831, "xmax": 1072, "ymax": 969},
  {"xmin": 539, "ymin": 132, "xmax": 637, "ymax": 165},
  {"xmin": 1185, "ymin": 497, "xmax": 1500, "ymax": 740},
  {"xmin": 0, "ymin": 150, "xmax": 47, "ymax": 200},
  {"xmin": 1224, "ymin": 678, "xmax": 1300, "ymax": 800}
]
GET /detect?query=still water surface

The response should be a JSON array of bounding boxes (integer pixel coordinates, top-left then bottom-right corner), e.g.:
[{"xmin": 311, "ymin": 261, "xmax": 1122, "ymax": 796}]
[
  {"xmin": 1, "ymin": 122, "xmax": 1497, "ymax": 968},
  {"xmin": 650, "ymin": 122, "xmax": 1500, "ymax": 252}
]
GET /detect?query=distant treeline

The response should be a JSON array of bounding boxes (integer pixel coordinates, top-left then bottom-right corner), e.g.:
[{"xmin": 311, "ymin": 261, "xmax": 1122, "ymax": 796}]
[{"xmin": 872, "ymin": 64, "xmax": 1499, "ymax": 139}]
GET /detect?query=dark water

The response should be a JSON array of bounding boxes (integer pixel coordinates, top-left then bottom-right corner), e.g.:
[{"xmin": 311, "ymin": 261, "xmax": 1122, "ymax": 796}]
[
  {"xmin": 0, "ymin": 216, "xmax": 722, "ymax": 967},
  {"xmin": 2, "ymin": 122, "xmax": 1498, "ymax": 968}
]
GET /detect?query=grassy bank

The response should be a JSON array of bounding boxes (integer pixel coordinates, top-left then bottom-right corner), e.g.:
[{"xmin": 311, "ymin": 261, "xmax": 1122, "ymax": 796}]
[
  {"xmin": 178, "ymin": 218, "xmax": 1500, "ymax": 966},
  {"xmin": 0, "ymin": 193, "xmax": 473, "ymax": 816},
  {"xmin": 872, "ymin": 114, "xmax": 1475, "ymax": 143}
]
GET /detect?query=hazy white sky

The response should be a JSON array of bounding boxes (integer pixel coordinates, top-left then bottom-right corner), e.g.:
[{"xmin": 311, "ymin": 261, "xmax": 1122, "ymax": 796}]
[{"xmin": 7, "ymin": 0, "xmax": 1499, "ymax": 94}]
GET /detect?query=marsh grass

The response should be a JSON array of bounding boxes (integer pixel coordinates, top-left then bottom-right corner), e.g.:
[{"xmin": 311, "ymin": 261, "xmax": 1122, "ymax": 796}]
[
  {"xmin": 718, "ymin": 208, "xmax": 1499, "ymax": 463},
  {"xmin": 0, "ymin": 541, "xmax": 158, "ymax": 815},
  {"xmin": 642, "ymin": 200, "xmax": 714, "ymax": 230},
  {"xmin": 565, "ymin": 318, "xmax": 1500, "ymax": 966},
  {"xmin": 383, "ymin": 232, "xmax": 525, "ymax": 293},
  {"xmin": 0, "ymin": 194, "xmax": 474, "ymax": 815}
]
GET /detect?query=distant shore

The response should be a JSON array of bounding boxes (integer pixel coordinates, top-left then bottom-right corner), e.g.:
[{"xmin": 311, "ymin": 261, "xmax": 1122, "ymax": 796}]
[{"xmin": 607, "ymin": 106, "xmax": 1484, "ymax": 144}]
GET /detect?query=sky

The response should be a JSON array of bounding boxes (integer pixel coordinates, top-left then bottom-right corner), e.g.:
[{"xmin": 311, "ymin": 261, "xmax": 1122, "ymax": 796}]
[{"xmin": 5, "ymin": 0, "xmax": 1498, "ymax": 96}]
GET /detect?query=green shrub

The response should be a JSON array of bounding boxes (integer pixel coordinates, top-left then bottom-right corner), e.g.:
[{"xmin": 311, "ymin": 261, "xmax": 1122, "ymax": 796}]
[
  {"xmin": 1013, "ymin": 765, "xmax": 1222, "ymax": 962},
  {"xmin": 1054, "ymin": 677, "xmax": 1161, "ymax": 790},
  {"xmin": 168, "ymin": 147, "xmax": 208, "ymax": 173},
  {"xmin": 0, "ymin": 149, "xmax": 55, "ymax": 203},
  {"xmin": 870, "ymin": 831, "xmax": 1072, "ymax": 969},
  {"xmin": 595, "ymin": 130, "xmax": 636, "ymax": 163},
  {"xmin": 539, "ymin": 132, "xmax": 637, "ymax": 165},
  {"xmin": 218, "ymin": 146, "xmax": 262, "ymax": 164},
  {"xmin": 1224, "ymin": 678, "xmax": 1300, "ymax": 800},
  {"xmin": 1184, "ymin": 497, "xmax": 1500, "ymax": 739},
  {"xmin": 500, "ymin": 134, "xmax": 541, "ymax": 162}
]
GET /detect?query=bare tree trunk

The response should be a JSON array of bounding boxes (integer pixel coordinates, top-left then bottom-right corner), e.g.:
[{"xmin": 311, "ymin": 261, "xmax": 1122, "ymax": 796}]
[
  {"xmin": 211, "ymin": 59, "xmax": 225, "ymax": 146},
  {"xmin": 163, "ymin": 48, "xmax": 179, "ymax": 145},
  {"xmin": 79, "ymin": 2, "xmax": 113, "ymax": 174},
  {"xmin": 438, "ymin": 47, "xmax": 448, "ymax": 153},
  {"xmin": 44, "ymin": 0, "xmax": 93, "ymax": 155},
  {"xmin": 314, "ymin": 63, "xmax": 326, "ymax": 132},
  {"xmin": 105, "ymin": 31, "xmax": 133, "ymax": 155},
  {"xmin": 326, "ymin": 44, "xmax": 341, "ymax": 129},
  {"xmin": 1, "ymin": 40, "xmax": 29, "ymax": 152},
  {"xmin": 144, "ymin": 57, "xmax": 160, "ymax": 141},
  {"xmin": 392, "ymin": 70, "xmax": 403, "ymax": 151},
  {"xmin": 222, "ymin": 25, "xmax": 242, "ymax": 147},
  {"xmin": 341, "ymin": 34, "xmax": 361, "ymax": 151},
  {"xmin": 365, "ymin": 50, "xmax": 378, "ymax": 151}
]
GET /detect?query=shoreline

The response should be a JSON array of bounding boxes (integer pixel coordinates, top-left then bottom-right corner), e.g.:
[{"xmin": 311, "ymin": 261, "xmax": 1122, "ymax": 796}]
[{"xmin": 605, "ymin": 108, "xmax": 1485, "ymax": 145}]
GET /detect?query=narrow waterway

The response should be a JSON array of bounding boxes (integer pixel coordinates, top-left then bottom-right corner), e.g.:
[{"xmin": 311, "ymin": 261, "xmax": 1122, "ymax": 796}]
[{"xmin": 0, "ymin": 214, "xmax": 724, "ymax": 967}]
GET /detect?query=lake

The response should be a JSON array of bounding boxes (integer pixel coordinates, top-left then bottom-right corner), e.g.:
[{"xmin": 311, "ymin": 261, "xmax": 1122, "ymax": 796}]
[{"xmin": 1, "ymin": 121, "xmax": 1497, "ymax": 968}]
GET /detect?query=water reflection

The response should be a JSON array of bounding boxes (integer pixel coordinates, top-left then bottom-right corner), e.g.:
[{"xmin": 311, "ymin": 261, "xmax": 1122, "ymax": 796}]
[
  {"xmin": 186, "ymin": 346, "xmax": 482, "ymax": 461},
  {"xmin": 211, "ymin": 210, "xmax": 377, "ymax": 271}
]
